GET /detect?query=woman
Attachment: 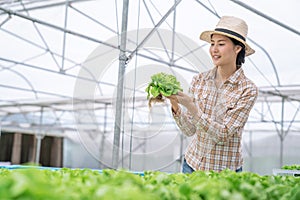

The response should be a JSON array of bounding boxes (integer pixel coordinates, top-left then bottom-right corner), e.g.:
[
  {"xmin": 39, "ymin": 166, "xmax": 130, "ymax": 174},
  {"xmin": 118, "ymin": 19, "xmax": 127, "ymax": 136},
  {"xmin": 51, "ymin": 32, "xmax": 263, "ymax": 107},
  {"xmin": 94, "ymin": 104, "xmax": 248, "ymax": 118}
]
[{"xmin": 168, "ymin": 16, "xmax": 258, "ymax": 173}]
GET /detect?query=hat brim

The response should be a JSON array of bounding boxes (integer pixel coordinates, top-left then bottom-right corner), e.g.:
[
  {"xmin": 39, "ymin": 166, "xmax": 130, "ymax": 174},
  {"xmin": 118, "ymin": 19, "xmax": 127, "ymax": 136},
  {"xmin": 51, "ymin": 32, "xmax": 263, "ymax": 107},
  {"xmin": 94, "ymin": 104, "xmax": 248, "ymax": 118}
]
[{"xmin": 200, "ymin": 30, "xmax": 255, "ymax": 56}]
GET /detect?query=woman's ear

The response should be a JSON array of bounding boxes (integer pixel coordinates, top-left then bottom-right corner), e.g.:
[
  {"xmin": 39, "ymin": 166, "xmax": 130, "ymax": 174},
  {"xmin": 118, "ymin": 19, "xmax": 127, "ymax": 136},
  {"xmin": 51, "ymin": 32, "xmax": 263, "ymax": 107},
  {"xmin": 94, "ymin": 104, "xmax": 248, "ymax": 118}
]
[{"xmin": 235, "ymin": 45, "xmax": 242, "ymax": 54}]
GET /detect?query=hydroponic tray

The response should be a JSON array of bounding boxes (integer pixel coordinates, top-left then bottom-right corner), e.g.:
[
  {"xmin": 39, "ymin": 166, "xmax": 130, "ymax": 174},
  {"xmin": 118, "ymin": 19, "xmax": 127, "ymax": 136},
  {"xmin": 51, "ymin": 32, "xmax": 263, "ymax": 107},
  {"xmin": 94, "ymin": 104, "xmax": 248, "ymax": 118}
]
[{"xmin": 273, "ymin": 168, "xmax": 300, "ymax": 177}]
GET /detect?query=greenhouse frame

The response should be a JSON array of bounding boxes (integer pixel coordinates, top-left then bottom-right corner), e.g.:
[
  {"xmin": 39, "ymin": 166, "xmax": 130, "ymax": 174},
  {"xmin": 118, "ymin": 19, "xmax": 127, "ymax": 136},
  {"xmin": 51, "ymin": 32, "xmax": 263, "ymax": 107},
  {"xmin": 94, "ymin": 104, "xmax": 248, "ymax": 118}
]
[{"xmin": 0, "ymin": 0, "xmax": 300, "ymax": 175}]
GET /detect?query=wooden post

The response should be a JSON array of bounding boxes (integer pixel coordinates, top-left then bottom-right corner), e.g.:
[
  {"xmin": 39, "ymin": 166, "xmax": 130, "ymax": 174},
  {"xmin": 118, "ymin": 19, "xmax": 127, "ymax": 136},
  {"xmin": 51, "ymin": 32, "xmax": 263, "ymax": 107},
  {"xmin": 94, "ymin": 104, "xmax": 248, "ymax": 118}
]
[
  {"xmin": 11, "ymin": 133, "xmax": 22, "ymax": 164},
  {"xmin": 50, "ymin": 137, "xmax": 62, "ymax": 167}
]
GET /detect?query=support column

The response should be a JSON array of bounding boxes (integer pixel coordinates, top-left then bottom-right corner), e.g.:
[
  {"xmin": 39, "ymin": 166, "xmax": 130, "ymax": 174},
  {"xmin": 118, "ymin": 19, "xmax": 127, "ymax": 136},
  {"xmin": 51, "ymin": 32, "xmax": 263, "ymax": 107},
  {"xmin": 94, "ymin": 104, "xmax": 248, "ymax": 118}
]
[
  {"xmin": 279, "ymin": 97, "xmax": 285, "ymax": 167},
  {"xmin": 50, "ymin": 137, "xmax": 62, "ymax": 167},
  {"xmin": 35, "ymin": 134, "xmax": 43, "ymax": 165},
  {"xmin": 112, "ymin": 0, "xmax": 129, "ymax": 169},
  {"xmin": 11, "ymin": 133, "xmax": 22, "ymax": 164}
]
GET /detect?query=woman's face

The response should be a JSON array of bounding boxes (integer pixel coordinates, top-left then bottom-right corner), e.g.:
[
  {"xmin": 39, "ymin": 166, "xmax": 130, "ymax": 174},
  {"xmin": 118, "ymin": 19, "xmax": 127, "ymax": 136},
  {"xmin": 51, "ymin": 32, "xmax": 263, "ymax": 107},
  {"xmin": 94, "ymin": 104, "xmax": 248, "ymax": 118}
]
[{"xmin": 209, "ymin": 34, "xmax": 240, "ymax": 67}]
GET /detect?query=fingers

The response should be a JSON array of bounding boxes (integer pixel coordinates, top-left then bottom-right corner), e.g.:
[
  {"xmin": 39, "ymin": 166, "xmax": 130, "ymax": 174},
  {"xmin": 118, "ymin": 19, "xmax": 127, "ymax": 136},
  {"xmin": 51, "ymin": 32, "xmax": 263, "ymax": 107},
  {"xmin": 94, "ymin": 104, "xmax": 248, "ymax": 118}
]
[
  {"xmin": 167, "ymin": 92, "xmax": 191, "ymax": 107},
  {"xmin": 166, "ymin": 94, "xmax": 177, "ymax": 101},
  {"xmin": 177, "ymin": 91, "xmax": 184, "ymax": 96}
]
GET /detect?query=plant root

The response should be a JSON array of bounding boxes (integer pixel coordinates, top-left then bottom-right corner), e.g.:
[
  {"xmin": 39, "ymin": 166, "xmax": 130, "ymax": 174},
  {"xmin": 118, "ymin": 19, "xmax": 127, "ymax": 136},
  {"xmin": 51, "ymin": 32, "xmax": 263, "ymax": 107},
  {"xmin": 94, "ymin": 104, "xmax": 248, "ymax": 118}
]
[{"xmin": 148, "ymin": 94, "xmax": 165, "ymax": 108}]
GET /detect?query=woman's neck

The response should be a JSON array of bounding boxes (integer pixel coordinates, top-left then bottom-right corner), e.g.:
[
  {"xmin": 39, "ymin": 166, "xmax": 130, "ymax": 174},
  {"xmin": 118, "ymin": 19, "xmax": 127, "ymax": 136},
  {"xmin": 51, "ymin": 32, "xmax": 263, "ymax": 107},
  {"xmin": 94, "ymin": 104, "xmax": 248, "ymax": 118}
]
[{"xmin": 216, "ymin": 65, "xmax": 236, "ymax": 82}]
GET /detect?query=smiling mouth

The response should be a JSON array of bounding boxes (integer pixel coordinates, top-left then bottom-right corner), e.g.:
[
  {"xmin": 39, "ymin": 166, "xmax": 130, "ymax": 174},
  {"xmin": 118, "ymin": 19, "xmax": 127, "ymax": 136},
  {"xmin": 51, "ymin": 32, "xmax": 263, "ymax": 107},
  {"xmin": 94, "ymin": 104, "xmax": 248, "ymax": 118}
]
[{"xmin": 212, "ymin": 55, "xmax": 221, "ymax": 60}]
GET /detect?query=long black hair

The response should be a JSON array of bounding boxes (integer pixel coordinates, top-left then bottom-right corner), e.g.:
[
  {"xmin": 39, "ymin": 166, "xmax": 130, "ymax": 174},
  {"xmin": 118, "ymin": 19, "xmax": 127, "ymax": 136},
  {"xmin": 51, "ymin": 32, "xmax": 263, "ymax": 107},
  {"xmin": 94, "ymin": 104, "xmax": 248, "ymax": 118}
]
[{"xmin": 229, "ymin": 37, "xmax": 246, "ymax": 69}]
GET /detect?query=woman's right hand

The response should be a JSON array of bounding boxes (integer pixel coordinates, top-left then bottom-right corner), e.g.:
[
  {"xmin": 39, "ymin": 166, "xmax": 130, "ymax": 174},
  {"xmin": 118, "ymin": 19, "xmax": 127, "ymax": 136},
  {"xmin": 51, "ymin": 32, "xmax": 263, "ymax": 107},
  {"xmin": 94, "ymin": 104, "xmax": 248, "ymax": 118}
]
[
  {"xmin": 166, "ymin": 94, "xmax": 180, "ymax": 114},
  {"xmin": 167, "ymin": 92, "xmax": 197, "ymax": 116}
]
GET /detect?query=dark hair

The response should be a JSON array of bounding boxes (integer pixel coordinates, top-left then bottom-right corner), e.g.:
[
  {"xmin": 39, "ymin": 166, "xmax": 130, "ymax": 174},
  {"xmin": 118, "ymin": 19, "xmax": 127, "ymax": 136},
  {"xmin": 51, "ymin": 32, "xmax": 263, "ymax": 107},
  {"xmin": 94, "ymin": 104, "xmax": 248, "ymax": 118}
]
[{"xmin": 229, "ymin": 37, "xmax": 246, "ymax": 69}]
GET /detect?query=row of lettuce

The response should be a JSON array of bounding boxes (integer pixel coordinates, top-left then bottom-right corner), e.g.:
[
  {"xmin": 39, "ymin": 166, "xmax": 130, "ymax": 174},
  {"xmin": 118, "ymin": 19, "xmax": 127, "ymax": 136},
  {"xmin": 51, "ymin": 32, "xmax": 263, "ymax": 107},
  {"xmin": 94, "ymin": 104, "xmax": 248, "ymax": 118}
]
[
  {"xmin": 0, "ymin": 166, "xmax": 299, "ymax": 200},
  {"xmin": 281, "ymin": 164, "xmax": 300, "ymax": 170}
]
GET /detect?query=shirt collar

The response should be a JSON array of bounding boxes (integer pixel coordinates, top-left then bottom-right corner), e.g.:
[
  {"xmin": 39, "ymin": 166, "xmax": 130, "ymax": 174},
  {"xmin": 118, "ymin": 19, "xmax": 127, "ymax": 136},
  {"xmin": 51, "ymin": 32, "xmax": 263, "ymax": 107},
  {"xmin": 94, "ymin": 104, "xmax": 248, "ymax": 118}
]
[
  {"xmin": 204, "ymin": 66, "xmax": 245, "ymax": 84},
  {"xmin": 227, "ymin": 67, "xmax": 244, "ymax": 84}
]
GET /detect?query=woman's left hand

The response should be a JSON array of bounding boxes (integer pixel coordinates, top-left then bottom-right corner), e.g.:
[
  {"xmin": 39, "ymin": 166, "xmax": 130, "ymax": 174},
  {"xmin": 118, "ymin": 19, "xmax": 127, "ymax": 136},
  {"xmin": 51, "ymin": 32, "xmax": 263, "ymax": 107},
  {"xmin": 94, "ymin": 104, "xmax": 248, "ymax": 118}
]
[{"xmin": 174, "ymin": 91, "xmax": 197, "ymax": 114}]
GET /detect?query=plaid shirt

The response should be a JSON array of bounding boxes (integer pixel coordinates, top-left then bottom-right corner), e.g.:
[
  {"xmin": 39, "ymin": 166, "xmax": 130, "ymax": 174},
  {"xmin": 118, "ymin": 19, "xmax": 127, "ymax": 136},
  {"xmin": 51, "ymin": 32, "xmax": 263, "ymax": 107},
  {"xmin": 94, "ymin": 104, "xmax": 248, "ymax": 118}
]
[{"xmin": 174, "ymin": 67, "xmax": 258, "ymax": 172}]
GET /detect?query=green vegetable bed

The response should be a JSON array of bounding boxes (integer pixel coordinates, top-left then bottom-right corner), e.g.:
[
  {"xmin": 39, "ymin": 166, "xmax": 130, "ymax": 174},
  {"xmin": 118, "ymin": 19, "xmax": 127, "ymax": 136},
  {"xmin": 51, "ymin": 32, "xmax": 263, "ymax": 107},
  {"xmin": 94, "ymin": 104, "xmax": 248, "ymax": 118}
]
[
  {"xmin": 1, "ymin": 167, "xmax": 300, "ymax": 200},
  {"xmin": 282, "ymin": 164, "xmax": 300, "ymax": 170}
]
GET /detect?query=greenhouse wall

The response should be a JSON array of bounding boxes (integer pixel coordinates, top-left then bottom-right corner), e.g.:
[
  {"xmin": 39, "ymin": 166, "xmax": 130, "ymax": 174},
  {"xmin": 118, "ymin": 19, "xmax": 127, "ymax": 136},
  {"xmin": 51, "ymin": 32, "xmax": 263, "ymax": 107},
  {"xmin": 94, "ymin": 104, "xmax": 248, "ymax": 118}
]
[{"xmin": 62, "ymin": 130, "xmax": 300, "ymax": 175}]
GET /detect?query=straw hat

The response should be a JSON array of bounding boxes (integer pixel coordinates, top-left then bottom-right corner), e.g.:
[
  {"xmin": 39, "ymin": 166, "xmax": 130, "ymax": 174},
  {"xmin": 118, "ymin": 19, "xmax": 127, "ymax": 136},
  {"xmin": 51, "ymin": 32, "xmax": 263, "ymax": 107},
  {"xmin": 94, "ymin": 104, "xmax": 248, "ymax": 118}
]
[{"xmin": 200, "ymin": 16, "xmax": 255, "ymax": 56}]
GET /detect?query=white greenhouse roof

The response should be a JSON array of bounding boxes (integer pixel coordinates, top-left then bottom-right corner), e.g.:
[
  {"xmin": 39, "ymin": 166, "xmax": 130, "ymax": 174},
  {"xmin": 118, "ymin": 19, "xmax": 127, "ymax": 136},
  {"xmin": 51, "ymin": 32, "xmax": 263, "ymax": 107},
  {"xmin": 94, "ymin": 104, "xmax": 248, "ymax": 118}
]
[{"xmin": 0, "ymin": 0, "xmax": 300, "ymax": 137}]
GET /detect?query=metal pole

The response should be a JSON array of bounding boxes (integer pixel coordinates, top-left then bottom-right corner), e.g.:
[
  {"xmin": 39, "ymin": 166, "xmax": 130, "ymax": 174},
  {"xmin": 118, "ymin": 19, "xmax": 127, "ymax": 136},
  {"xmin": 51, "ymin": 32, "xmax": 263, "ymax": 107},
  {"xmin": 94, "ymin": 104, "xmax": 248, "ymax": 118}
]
[
  {"xmin": 112, "ymin": 0, "xmax": 129, "ymax": 169},
  {"xmin": 0, "ymin": 7, "xmax": 118, "ymax": 49},
  {"xmin": 99, "ymin": 103, "xmax": 108, "ymax": 169},
  {"xmin": 35, "ymin": 106, "xmax": 44, "ymax": 164},
  {"xmin": 230, "ymin": 0, "xmax": 300, "ymax": 36},
  {"xmin": 179, "ymin": 133, "xmax": 184, "ymax": 172},
  {"xmin": 127, "ymin": 0, "xmax": 182, "ymax": 61},
  {"xmin": 61, "ymin": 0, "xmax": 70, "ymax": 73},
  {"xmin": 279, "ymin": 97, "xmax": 285, "ymax": 167},
  {"xmin": 35, "ymin": 135, "xmax": 42, "ymax": 164},
  {"xmin": 249, "ymin": 131, "xmax": 253, "ymax": 172}
]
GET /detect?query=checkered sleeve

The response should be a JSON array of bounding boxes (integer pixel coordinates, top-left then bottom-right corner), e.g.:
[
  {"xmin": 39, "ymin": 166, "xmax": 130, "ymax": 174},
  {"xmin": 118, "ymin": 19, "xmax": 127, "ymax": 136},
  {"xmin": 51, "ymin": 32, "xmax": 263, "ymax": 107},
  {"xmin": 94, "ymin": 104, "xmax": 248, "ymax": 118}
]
[
  {"xmin": 172, "ymin": 75, "xmax": 200, "ymax": 137},
  {"xmin": 173, "ymin": 107, "xmax": 196, "ymax": 137},
  {"xmin": 191, "ymin": 83, "xmax": 258, "ymax": 143}
]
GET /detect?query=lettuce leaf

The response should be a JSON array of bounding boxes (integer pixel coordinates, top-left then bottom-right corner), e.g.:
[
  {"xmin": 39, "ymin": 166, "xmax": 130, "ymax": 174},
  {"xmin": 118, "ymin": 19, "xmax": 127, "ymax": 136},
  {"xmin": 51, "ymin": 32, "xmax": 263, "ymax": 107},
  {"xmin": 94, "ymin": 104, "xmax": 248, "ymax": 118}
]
[{"xmin": 145, "ymin": 72, "xmax": 183, "ymax": 100}]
